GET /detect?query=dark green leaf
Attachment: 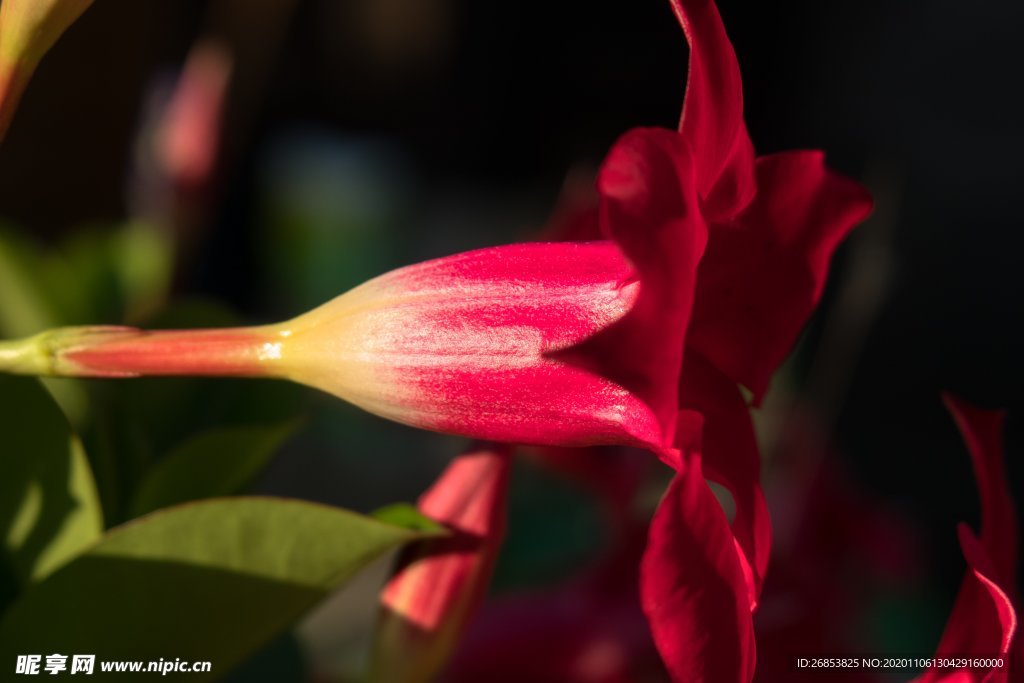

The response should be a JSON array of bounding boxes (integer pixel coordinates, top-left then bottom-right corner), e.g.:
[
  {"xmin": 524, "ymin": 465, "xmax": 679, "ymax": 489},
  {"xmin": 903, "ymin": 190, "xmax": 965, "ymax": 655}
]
[
  {"xmin": 0, "ymin": 375, "xmax": 103, "ymax": 589},
  {"xmin": 0, "ymin": 497, "xmax": 438, "ymax": 680},
  {"xmin": 0, "ymin": 229, "xmax": 55, "ymax": 337},
  {"xmin": 130, "ymin": 421, "xmax": 302, "ymax": 517}
]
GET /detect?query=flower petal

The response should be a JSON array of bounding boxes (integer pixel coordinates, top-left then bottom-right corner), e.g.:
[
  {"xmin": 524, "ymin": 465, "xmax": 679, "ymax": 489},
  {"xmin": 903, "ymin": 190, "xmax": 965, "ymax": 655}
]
[
  {"xmin": 913, "ymin": 526, "xmax": 1017, "ymax": 683},
  {"xmin": 687, "ymin": 151, "xmax": 873, "ymax": 401},
  {"xmin": 943, "ymin": 395, "xmax": 1017, "ymax": 585},
  {"xmin": 557, "ymin": 128, "xmax": 706, "ymax": 446},
  {"xmin": 372, "ymin": 445, "xmax": 512, "ymax": 683},
  {"xmin": 669, "ymin": 0, "xmax": 756, "ymax": 217},
  {"xmin": 641, "ymin": 452, "xmax": 756, "ymax": 683},
  {"xmin": 283, "ymin": 242, "xmax": 665, "ymax": 449},
  {"xmin": 679, "ymin": 354, "xmax": 771, "ymax": 607},
  {"xmin": 913, "ymin": 397, "xmax": 1020, "ymax": 682}
]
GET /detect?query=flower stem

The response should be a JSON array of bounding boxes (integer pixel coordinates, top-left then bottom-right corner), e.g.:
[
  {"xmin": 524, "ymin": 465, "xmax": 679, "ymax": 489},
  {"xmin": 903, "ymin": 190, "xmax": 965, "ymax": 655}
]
[{"xmin": 0, "ymin": 325, "xmax": 281, "ymax": 379}]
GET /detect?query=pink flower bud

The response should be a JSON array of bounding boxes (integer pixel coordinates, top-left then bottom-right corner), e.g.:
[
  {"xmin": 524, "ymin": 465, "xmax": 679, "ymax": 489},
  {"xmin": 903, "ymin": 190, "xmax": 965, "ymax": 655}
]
[{"xmin": 370, "ymin": 446, "xmax": 511, "ymax": 683}]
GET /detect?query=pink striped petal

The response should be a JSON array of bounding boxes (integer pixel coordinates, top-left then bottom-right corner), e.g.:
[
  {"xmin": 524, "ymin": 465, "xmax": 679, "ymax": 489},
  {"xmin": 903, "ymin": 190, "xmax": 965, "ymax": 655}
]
[{"xmin": 282, "ymin": 242, "xmax": 664, "ymax": 448}]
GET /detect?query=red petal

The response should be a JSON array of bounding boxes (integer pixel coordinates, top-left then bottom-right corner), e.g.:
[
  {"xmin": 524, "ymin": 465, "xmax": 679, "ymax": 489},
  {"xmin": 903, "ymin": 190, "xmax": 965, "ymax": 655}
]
[
  {"xmin": 669, "ymin": 0, "xmax": 756, "ymax": 217},
  {"xmin": 373, "ymin": 445, "xmax": 512, "ymax": 682},
  {"xmin": 680, "ymin": 355, "xmax": 771, "ymax": 607},
  {"xmin": 943, "ymin": 395, "xmax": 1017, "ymax": 585},
  {"xmin": 558, "ymin": 128, "xmax": 707, "ymax": 445},
  {"xmin": 688, "ymin": 151, "xmax": 873, "ymax": 401},
  {"xmin": 913, "ymin": 527, "xmax": 1017, "ymax": 683},
  {"xmin": 914, "ymin": 397, "xmax": 1020, "ymax": 682},
  {"xmin": 641, "ymin": 453, "xmax": 756, "ymax": 683}
]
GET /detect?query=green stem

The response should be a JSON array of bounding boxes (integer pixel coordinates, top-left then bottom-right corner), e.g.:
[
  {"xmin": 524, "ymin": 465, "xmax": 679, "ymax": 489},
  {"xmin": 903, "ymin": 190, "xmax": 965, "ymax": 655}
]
[{"xmin": 0, "ymin": 334, "xmax": 49, "ymax": 375}]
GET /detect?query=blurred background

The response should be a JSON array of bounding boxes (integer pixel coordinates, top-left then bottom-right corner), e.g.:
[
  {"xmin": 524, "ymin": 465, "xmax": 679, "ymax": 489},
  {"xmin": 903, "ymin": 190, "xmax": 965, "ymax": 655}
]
[{"xmin": 0, "ymin": 0, "xmax": 1021, "ymax": 680}]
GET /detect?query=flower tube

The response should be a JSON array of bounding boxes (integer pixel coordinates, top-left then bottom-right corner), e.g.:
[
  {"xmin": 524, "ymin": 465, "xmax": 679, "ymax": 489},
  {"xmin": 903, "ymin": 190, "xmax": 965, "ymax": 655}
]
[{"xmin": 0, "ymin": 242, "xmax": 668, "ymax": 450}]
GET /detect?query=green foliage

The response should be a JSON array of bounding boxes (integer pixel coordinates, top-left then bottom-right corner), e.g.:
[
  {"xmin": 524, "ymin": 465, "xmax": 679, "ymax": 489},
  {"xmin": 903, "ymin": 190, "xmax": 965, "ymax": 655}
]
[
  {"xmin": 0, "ymin": 375, "xmax": 103, "ymax": 594},
  {"xmin": 0, "ymin": 497, "xmax": 442, "ymax": 680},
  {"xmin": 0, "ymin": 230, "xmax": 57, "ymax": 336},
  {"xmin": 372, "ymin": 502, "xmax": 445, "ymax": 534},
  {"xmin": 131, "ymin": 420, "xmax": 302, "ymax": 517},
  {"xmin": 0, "ymin": 223, "xmax": 172, "ymax": 333},
  {"xmin": 0, "ymin": 226, "xmax": 437, "ymax": 679}
]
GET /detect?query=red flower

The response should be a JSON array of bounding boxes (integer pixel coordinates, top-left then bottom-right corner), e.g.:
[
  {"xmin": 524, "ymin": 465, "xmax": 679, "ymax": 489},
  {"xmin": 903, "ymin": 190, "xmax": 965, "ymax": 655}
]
[
  {"xmin": 548, "ymin": 0, "xmax": 872, "ymax": 679},
  {"xmin": 0, "ymin": 3, "xmax": 872, "ymax": 679}
]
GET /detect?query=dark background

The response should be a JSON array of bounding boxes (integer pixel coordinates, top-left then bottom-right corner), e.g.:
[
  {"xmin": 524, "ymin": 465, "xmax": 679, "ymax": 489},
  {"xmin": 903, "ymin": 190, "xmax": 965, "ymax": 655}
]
[{"xmin": 1, "ymin": 0, "xmax": 1022, "ymax": 670}]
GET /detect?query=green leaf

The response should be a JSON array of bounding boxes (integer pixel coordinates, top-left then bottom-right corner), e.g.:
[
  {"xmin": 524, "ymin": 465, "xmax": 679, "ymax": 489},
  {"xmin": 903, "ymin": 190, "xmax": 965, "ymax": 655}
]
[
  {"xmin": 0, "ymin": 497, "xmax": 438, "ymax": 680},
  {"xmin": 372, "ymin": 502, "xmax": 445, "ymax": 534},
  {"xmin": 0, "ymin": 375, "xmax": 103, "ymax": 589},
  {"xmin": 130, "ymin": 421, "xmax": 302, "ymax": 518}
]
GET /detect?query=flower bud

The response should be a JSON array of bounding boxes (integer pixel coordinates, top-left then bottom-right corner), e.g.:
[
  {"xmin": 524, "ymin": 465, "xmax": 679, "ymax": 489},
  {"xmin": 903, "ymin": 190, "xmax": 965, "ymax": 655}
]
[{"xmin": 370, "ymin": 445, "xmax": 511, "ymax": 683}]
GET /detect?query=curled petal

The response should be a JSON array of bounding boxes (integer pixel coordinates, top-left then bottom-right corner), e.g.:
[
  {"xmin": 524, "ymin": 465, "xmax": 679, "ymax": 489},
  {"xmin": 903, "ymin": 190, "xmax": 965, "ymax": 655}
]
[
  {"xmin": 913, "ymin": 527, "xmax": 1017, "ymax": 683},
  {"xmin": 688, "ymin": 151, "xmax": 874, "ymax": 401},
  {"xmin": 372, "ymin": 445, "xmax": 512, "ymax": 683},
  {"xmin": 641, "ymin": 453, "xmax": 756, "ymax": 683},
  {"xmin": 914, "ymin": 397, "xmax": 1020, "ymax": 682},
  {"xmin": 559, "ymin": 128, "xmax": 706, "ymax": 445},
  {"xmin": 679, "ymin": 354, "xmax": 771, "ymax": 607},
  {"xmin": 669, "ymin": 0, "xmax": 756, "ymax": 216},
  {"xmin": 943, "ymin": 395, "xmax": 1017, "ymax": 585}
]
